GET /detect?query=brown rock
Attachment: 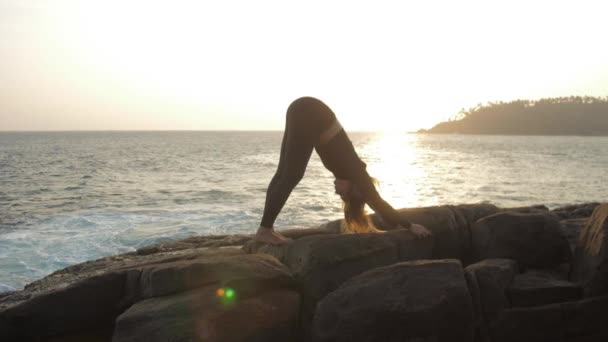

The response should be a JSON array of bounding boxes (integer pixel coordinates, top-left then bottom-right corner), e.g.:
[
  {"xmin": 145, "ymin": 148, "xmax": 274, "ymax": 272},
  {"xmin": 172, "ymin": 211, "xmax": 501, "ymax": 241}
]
[
  {"xmin": 113, "ymin": 287, "xmax": 300, "ymax": 342},
  {"xmin": 312, "ymin": 259, "xmax": 474, "ymax": 342},
  {"xmin": 570, "ymin": 203, "xmax": 608, "ymax": 296},
  {"xmin": 472, "ymin": 212, "xmax": 572, "ymax": 268}
]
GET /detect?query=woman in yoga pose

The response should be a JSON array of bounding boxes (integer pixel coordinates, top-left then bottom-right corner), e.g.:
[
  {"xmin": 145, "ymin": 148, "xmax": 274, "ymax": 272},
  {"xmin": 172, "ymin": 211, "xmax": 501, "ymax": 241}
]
[{"xmin": 255, "ymin": 97, "xmax": 432, "ymax": 245}]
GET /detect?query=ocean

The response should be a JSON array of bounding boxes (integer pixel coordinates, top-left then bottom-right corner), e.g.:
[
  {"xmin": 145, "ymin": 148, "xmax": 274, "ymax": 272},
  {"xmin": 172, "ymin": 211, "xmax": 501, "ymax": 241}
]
[{"xmin": 1, "ymin": 131, "xmax": 607, "ymax": 291}]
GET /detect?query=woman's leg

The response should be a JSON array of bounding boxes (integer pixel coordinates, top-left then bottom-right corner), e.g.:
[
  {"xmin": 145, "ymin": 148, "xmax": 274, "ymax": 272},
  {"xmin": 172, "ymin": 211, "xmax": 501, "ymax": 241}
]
[{"xmin": 259, "ymin": 98, "xmax": 319, "ymax": 229}]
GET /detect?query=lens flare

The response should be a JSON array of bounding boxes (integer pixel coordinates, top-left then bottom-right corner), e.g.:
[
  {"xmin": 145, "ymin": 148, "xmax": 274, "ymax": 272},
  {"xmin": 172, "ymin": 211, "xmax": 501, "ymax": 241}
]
[
  {"xmin": 225, "ymin": 288, "xmax": 235, "ymax": 298},
  {"xmin": 216, "ymin": 287, "xmax": 236, "ymax": 303}
]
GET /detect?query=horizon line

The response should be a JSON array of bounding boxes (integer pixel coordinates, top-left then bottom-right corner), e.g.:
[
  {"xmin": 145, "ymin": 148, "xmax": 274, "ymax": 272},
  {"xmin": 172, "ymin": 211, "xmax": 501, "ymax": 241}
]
[{"xmin": 0, "ymin": 129, "xmax": 420, "ymax": 133}]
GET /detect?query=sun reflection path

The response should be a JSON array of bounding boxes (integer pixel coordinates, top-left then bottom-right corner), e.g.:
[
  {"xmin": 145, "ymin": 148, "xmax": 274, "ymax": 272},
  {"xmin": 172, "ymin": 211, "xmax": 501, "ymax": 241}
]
[{"xmin": 357, "ymin": 132, "xmax": 432, "ymax": 210}]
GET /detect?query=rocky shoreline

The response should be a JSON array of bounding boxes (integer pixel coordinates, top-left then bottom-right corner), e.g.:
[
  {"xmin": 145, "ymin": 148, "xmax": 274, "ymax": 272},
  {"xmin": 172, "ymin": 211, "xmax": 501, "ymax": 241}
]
[{"xmin": 1, "ymin": 202, "xmax": 607, "ymax": 341}]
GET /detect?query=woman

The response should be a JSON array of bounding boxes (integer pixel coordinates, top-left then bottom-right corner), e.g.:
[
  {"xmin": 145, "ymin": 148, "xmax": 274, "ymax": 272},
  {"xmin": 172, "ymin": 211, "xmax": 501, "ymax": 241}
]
[{"xmin": 255, "ymin": 97, "xmax": 432, "ymax": 245}]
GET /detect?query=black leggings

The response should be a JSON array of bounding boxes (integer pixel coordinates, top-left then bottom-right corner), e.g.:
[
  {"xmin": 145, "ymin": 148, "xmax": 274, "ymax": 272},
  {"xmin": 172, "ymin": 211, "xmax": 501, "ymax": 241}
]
[{"xmin": 260, "ymin": 97, "xmax": 337, "ymax": 228}]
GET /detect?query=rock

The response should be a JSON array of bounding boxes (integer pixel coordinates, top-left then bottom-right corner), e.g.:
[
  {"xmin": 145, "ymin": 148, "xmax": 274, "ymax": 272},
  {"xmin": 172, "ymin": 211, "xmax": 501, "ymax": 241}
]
[
  {"xmin": 312, "ymin": 259, "xmax": 474, "ymax": 342},
  {"xmin": 138, "ymin": 253, "xmax": 293, "ymax": 299},
  {"xmin": 501, "ymin": 204, "xmax": 550, "ymax": 214},
  {"xmin": 0, "ymin": 247, "xmax": 274, "ymax": 341},
  {"xmin": 136, "ymin": 235, "xmax": 252, "ymax": 256},
  {"xmin": 374, "ymin": 205, "xmax": 475, "ymax": 261},
  {"xmin": 507, "ymin": 270, "xmax": 582, "ymax": 308},
  {"xmin": 464, "ymin": 259, "xmax": 518, "ymax": 320},
  {"xmin": 489, "ymin": 295, "xmax": 608, "ymax": 342},
  {"xmin": 552, "ymin": 202, "xmax": 600, "ymax": 220},
  {"xmin": 561, "ymin": 218, "xmax": 589, "ymax": 253},
  {"xmin": 24, "ymin": 247, "xmax": 245, "ymax": 294},
  {"xmin": 246, "ymin": 229, "xmax": 432, "ymax": 299},
  {"xmin": 113, "ymin": 287, "xmax": 301, "ymax": 342},
  {"xmin": 245, "ymin": 229, "xmax": 433, "ymax": 339},
  {"xmin": 570, "ymin": 203, "xmax": 608, "ymax": 296},
  {"xmin": 561, "ymin": 295, "xmax": 608, "ymax": 340},
  {"xmin": 471, "ymin": 212, "xmax": 572, "ymax": 268},
  {"xmin": 452, "ymin": 203, "xmax": 501, "ymax": 225},
  {"xmin": 315, "ymin": 204, "xmax": 501, "ymax": 264},
  {"xmin": 0, "ymin": 271, "xmax": 133, "ymax": 341},
  {"xmin": 489, "ymin": 304, "xmax": 563, "ymax": 342},
  {"xmin": 280, "ymin": 225, "xmax": 339, "ymax": 239}
]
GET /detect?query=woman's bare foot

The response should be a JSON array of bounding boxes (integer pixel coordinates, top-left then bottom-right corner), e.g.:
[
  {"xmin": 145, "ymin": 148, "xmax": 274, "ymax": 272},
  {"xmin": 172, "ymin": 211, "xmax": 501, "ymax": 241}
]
[{"xmin": 254, "ymin": 227, "xmax": 292, "ymax": 245}]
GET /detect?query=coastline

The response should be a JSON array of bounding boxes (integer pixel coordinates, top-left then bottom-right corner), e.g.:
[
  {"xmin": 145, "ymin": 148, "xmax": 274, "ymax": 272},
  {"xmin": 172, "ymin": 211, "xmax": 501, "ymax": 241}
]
[{"xmin": 2, "ymin": 201, "xmax": 607, "ymax": 341}]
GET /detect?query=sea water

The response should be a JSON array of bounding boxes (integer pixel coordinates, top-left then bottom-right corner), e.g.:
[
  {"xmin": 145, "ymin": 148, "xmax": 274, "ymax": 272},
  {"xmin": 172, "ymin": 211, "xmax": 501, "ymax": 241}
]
[{"xmin": 1, "ymin": 131, "xmax": 607, "ymax": 291}]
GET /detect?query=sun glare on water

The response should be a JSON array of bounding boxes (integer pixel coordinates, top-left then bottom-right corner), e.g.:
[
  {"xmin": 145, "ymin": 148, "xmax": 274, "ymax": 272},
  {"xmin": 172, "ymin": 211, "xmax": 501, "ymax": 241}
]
[{"xmin": 359, "ymin": 132, "xmax": 429, "ymax": 210}]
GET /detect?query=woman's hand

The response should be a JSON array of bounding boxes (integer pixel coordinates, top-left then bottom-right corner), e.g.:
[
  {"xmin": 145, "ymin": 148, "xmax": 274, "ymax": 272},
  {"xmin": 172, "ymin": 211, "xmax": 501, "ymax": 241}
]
[{"xmin": 409, "ymin": 223, "xmax": 432, "ymax": 239}]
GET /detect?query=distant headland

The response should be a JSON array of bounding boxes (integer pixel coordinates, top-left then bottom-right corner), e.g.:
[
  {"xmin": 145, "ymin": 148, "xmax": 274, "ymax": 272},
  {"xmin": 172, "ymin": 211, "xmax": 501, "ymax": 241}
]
[{"xmin": 420, "ymin": 96, "xmax": 608, "ymax": 135}]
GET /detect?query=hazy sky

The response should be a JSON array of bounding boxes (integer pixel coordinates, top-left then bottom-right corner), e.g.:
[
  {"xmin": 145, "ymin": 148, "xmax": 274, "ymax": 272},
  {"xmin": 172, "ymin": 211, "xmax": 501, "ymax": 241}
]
[{"xmin": 1, "ymin": 0, "xmax": 607, "ymax": 131}]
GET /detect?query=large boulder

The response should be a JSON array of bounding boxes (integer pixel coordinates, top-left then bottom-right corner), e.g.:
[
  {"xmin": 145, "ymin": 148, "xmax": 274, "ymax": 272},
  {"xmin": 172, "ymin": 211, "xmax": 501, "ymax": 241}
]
[
  {"xmin": 0, "ymin": 247, "xmax": 291, "ymax": 341},
  {"xmin": 244, "ymin": 229, "xmax": 433, "ymax": 301},
  {"xmin": 507, "ymin": 270, "xmax": 582, "ymax": 308},
  {"xmin": 489, "ymin": 295, "xmax": 608, "ymax": 342},
  {"xmin": 552, "ymin": 202, "xmax": 600, "ymax": 220},
  {"xmin": 561, "ymin": 218, "xmax": 589, "ymax": 254},
  {"xmin": 135, "ymin": 235, "xmax": 252, "ymax": 255},
  {"xmin": 464, "ymin": 259, "xmax": 518, "ymax": 321},
  {"xmin": 138, "ymin": 252, "xmax": 294, "ymax": 299},
  {"xmin": 0, "ymin": 271, "xmax": 134, "ymax": 341},
  {"xmin": 453, "ymin": 203, "xmax": 501, "ymax": 224},
  {"xmin": 376, "ymin": 205, "xmax": 476, "ymax": 261},
  {"xmin": 318, "ymin": 204, "xmax": 498, "ymax": 263},
  {"xmin": 488, "ymin": 303, "xmax": 564, "ymax": 342},
  {"xmin": 113, "ymin": 287, "xmax": 300, "ymax": 342},
  {"xmin": 312, "ymin": 259, "xmax": 474, "ymax": 342},
  {"xmin": 570, "ymin": 203, "xmax": 608, "ymax": 297},
  {"xmin": 471, "ymin": 212, "xmax": 572, "ymax": 268},
  {"xmin": 245, "ymin": 229, "xmax": 433, "ymax": 339}
]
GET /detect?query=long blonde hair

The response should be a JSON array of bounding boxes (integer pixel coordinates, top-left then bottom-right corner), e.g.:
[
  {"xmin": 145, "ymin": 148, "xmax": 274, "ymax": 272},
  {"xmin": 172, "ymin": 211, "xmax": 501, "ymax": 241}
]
[{"xmin": 341, "ymin": 177, "xmax": 383, "ymax": 233}]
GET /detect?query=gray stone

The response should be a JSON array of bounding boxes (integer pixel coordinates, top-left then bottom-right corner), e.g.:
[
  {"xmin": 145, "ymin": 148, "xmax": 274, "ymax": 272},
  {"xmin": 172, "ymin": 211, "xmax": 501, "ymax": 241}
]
[
  {"xmin": 113, "ymin": 287, "xmax": 300, "ymax": 342},
  {"xmin": 507, "ymin": 270, "xmax": 582, "ymax": 308},
  {"xmin": 452, "ymin": 203, "xmax": 501, "ymax": 225},
  {"xmin": 375, "ymin": 205, "xmax": 475, "ymax": 262},
  {"xmin": 489, "ymin": 295, "xmax": 608, "ymax": 342},
  {"xmin": 472, "ymin": 212, "xmax": 572, "ymax": 268},
  {"xmin": 464, "ymin": 259, "xmax": 518, "ymax": 319},
  {"xmin": 0, "ymin": 247, "xmax": 277, "ymax": 341},
  {"xmin": 312, "ymin": 259, "xmax": 474, "ymax": 342},
  {"xmin": 245, "ymin": 229, "xmax": 433, "ymax": 340},
  {"xmin": 139, "ymin": 253, "xmax": 293, "ymax": 299},
  {"xmin": 561, "ymin": 295, "xmax": 608, "ymax": 339},
  {"xmin": 489, "ymin": 304, "xmax": 563, "ymax": 342},
  {"xmin": 561, "ymin": 218, "xmax": 588, "ymax": 254},
  {"xmin": 552, "ymin": 203, "xmax": 600, "ymax": 220},
  {"xmin": 0, "ymin": 271, "xmax": 132, "ymax": 341}
]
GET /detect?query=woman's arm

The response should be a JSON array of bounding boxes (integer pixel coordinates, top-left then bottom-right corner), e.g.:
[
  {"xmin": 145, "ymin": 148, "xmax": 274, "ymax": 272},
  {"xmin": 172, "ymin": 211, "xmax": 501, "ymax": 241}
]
[{"xmin": 352, "ymin": 169, "xmax": 413, "ymax": 229}]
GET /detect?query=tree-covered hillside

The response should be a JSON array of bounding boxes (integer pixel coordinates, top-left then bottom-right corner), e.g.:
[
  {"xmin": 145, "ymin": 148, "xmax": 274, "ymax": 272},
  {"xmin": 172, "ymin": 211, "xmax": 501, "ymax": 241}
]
[{"xmin": 423, "ymin": 96, "xmax": 608, "ymax": 135}]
